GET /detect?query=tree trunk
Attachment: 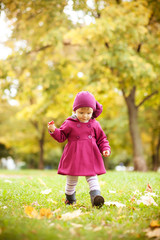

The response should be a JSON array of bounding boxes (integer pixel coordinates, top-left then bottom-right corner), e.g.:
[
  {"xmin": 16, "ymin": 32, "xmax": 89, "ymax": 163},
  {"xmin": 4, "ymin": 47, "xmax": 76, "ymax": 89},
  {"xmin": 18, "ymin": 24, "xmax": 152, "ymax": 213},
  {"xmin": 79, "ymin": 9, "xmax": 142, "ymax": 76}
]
[
  {"xmin": 152, "ymin": 132, "xmax": 160, "ymax": 171},
  {"xmin": 122, "ymin": 87, "xmax": 147, "ymax": 171},
  {"xmin": 38, "ymin": 126, "xmax": 45, "ymax": 170}
]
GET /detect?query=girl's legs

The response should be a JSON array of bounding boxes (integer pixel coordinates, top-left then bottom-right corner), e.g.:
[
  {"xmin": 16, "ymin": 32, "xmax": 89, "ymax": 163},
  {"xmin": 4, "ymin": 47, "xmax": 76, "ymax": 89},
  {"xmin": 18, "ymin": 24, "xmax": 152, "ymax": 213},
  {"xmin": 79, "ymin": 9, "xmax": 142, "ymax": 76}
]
[
  {"xmin": 86, "ymin": 175, "xmax": 104, "ymax": 207},
  {"xmin": 65, "ymin": 175, "xmax": 78, "ymax": 205}
]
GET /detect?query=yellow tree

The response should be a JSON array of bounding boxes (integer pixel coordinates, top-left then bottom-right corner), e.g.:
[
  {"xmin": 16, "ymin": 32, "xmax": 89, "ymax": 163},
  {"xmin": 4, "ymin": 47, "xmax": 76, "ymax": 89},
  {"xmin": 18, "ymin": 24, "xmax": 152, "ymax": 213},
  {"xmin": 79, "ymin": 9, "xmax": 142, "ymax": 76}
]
[
  {"xmin": 0, "ymin": 0, "xmax": 77, "ymax": 168},
  {"xmin": 64, "ymin": 0, "xmax": 160, "ymax": 171}
]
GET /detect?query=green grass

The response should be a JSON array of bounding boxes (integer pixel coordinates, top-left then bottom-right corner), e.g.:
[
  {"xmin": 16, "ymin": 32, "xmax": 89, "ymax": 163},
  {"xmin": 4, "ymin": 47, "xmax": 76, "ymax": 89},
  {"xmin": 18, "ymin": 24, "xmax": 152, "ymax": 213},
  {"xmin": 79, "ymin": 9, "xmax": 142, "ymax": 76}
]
[{"xmin": 0, "ymin": 170, "xmax": 159, "ymax": 240}]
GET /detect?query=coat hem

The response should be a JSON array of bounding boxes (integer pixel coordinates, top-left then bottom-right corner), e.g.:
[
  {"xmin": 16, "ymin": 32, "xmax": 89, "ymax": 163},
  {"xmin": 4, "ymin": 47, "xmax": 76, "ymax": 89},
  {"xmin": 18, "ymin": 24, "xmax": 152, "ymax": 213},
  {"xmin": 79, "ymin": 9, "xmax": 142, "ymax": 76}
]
[{"xmin": 57, "ymin": 171, "xmax": 106, "ymax": 176}]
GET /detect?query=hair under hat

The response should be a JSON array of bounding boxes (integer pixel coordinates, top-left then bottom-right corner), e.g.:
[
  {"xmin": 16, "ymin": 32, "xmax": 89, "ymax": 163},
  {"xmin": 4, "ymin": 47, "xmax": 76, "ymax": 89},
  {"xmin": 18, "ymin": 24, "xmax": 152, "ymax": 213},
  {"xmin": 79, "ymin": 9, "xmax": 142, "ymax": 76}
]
[{"xmin": 73, "ymin": 91, "xmax": 103, "ymax": 118}]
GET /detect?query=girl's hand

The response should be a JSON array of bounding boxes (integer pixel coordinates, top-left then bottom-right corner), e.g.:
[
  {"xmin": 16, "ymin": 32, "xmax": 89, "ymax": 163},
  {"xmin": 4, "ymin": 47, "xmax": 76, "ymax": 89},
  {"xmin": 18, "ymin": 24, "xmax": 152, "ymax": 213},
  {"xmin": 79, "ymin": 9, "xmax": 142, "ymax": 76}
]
[
  {"xmin": 103, "ymin": 150, "xmax": 111, "ymax": 157},
  {"xmin": 48, "ymin": 120, "xmax": 56, "ymax": 133}
]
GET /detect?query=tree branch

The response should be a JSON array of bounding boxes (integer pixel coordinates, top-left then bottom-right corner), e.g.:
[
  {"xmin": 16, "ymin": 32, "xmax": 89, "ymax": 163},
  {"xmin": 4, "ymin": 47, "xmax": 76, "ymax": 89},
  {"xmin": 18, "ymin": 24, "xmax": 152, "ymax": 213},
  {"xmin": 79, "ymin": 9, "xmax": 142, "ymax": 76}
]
[
  {"xmin": 104, "ymin": 42, "xmax": 109, "ymax": 49},
  {"xmin": 136, "ymin": 90, "xmax": 159, "ymax": 108},
  {"xmin": 26, "ymin": 44, "xmax": 52, "ymax": 55},
  {"xmin": 137, "ymin": 43, "xmax": 142, "ymax": 53}
]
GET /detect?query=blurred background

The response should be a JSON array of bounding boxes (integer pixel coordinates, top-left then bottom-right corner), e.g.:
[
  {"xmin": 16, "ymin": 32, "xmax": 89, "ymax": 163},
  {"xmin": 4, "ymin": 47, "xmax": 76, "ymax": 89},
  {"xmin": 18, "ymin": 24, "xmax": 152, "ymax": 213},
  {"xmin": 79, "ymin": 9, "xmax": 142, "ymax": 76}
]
[{"xmin": 0, "ymin": 0, "xmax": 159, "ymax": 171}]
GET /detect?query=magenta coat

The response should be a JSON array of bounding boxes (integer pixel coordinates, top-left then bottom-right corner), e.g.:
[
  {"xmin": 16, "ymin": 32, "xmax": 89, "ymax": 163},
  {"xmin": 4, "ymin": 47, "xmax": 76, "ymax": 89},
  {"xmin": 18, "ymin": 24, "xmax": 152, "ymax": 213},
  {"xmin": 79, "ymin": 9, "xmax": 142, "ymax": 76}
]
[{"xmin": 49, "ymin": 117, "xmax": 111, "ymax": 176}]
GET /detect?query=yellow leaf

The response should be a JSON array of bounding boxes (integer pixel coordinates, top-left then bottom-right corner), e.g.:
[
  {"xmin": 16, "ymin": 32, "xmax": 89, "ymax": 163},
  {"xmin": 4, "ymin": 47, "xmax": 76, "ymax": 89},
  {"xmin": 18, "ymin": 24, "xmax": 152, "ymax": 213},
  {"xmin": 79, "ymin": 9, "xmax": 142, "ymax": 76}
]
[
  {"xmin": 24, "ymin": 206, "xmax": 38, "ymax": 218},
  {"xmin": 39, "ymin": 208, "xmax": 52, "ymax": 219},
  {"xmin": 38, "ymin": 178, "xmax": 47, "ymax": 187},
  {"xmin": 150, "ymin": 220, "xmax": 160, "ymax": 228}
]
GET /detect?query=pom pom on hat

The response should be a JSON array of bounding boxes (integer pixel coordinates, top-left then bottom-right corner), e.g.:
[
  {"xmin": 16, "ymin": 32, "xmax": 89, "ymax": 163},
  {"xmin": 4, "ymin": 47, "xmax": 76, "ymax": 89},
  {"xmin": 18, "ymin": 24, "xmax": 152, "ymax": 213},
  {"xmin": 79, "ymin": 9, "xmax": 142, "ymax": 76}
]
[{"xmin": 73, "ymin": 91, "xmax": 102, "ymax": 118}]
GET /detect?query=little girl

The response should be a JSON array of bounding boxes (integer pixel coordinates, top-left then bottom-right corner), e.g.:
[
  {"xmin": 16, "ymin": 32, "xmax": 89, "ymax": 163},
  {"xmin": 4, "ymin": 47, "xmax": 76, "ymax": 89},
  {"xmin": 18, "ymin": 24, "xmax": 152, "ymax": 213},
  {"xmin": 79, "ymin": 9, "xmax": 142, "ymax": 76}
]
[{"xmin": 48, "ymin": 91, "xmax": 111, "ymax": 208}]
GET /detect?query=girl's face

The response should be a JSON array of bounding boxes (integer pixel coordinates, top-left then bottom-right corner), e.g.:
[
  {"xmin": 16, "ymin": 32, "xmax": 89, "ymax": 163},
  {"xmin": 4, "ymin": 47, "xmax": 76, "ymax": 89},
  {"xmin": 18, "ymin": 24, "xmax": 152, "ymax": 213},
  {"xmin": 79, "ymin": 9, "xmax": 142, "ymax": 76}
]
[{"xmin": 75, "ymin": 107, "xmax": 93, "ymax": 123}]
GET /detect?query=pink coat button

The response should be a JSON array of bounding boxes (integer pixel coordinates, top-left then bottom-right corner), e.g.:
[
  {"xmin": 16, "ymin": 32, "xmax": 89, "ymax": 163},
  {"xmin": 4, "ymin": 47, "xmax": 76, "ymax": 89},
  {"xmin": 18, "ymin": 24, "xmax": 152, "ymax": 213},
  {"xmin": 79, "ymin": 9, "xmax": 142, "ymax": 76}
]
[
  {"xmin": 77, "ymin": 124, "xmax": 81, "ymax": 128},
  {"xmin": 76, "ymin": 136, "xmax": 80, "ymax": 139},
  {"xmin": 88, "ymin": 135, "xmax": 92, "ymax": 139}
]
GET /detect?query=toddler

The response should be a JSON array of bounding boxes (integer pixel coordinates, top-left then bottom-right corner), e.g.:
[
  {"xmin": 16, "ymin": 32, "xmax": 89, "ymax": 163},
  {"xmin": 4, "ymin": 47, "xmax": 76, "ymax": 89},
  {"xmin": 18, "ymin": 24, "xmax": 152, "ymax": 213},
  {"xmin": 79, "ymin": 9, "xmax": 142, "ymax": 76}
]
[{"xmin": 48, "ymin": 91, "xmax": 111, "ymax": 207}]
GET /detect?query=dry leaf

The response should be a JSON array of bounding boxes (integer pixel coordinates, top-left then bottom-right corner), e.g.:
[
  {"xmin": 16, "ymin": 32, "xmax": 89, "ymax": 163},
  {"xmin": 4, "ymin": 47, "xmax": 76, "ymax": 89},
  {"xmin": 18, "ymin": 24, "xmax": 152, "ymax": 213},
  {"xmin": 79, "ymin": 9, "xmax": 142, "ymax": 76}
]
[
  {"xmin": 130, "ymin": 195, "xmax": 136, "ymax": 202},
  {"xmin": 61, "ymin": 209, "xmax": 82, "ymax": 220},
  {"xmin": 38, "ymin": 178, "xmax": 47, "ymax": 187},
  {"xmin": 4, "ymin": 180, "xmax": 12, "ymax": 183},
  {"xmin": 109, "ymin": 190, "xmax": 116, "ymax": 193},
  {"xmin": 40, "ymin": 208, "xmax": 52, "ymax": 219},
  {"xmin": 47, "ymin": 199, "xmax": 58, "ymax": 204},
  {"xmin": 49, "ymin": 223, "xmax": 55, "ymax": 227},
  {"xmin": 2, "ymin": 206, "xmax": 7, "ymax": 209},
  {"xmin": 104, "ymin": 201, "xmax": 126, "ymax": 208},
  {"xmin": 41, "ymin": 189, "xmax": 52, "ymax": 195},
  {"xmin": 146, "ymin": 183, "xmax": 153, "ymax": 192},
  {"xmin": 55, "ymin": 224, "xmax": 63, "ymax": 231},
  {"xmin": 52, "ymin": 208, "xmax": 61, "ymax": 215},
  {"xmin": 69, "ymin": 227, "xmax": 77, "ymax": 235},
  {"xmin": 145, "ymin": 228, "xmax": 160, "ymax": 238},
  {"xmin": 150, "ymin": 220, "xmax": 160, "ymax": 228},
  {"xmin": 93, "ymin": 226, "xmax": 102, "ymax": 232},
  {"xmin": 24, "ymin": 206, "xmax": 38, "ymax": 218},
  {"xmin": 136, "ymin": 195, "xmax": 158, "ymax": 206},
  {"xmin": 133, "ymin": 190, "xmax": 141, "ymax": 195},
  {"xmin": 145, "ymin": 192, "xmax": 158, "ymax": 197},
  {"xmin": 70, "ymin": 223, "xmax": 83, "ymax": 228}
]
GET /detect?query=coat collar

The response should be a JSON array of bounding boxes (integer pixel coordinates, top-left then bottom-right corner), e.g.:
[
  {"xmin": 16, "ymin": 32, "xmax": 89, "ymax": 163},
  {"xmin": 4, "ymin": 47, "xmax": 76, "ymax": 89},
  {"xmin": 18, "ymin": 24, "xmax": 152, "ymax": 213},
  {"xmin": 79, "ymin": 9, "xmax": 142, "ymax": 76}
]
[{"xmin": 67, "ymin": 115, "xmax": 94, "ymax": 123}]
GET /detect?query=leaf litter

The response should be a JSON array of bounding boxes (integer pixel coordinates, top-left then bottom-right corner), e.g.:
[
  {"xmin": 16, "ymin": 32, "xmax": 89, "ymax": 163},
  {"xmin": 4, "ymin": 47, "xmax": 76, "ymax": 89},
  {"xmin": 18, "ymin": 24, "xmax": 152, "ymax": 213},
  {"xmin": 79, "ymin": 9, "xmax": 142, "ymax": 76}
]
[
  {"xmin": 130, "ymin": 183, "xmax": 158, "ymax": 206},
  {"xmin": 144, "ymin": 220, "xmax": 160, "ymax": 239}
]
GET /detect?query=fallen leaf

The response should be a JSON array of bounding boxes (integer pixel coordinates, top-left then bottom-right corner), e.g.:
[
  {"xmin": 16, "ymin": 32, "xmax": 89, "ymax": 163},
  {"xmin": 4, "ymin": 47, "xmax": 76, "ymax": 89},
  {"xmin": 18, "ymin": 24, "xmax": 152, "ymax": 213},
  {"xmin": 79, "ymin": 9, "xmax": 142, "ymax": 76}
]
[
  {"xmin": 145, "ymin": 192, "xmax": 158, "ymax": 197},
  {"xmin": 146, "ymin": 183, "xmax": 153, "ymax": 192},
  {"xmin": 104, "ymin": 201, "xmax": 126, "ymax": 208},
  {"xmin": 150, "ymin": 220, "xmax": 160, "ymax": 228},
  {"xmin": 41, "ymin": 189, "xmax": 52, "ymax": 195},
  {"xmin": 61, "ymin": 209, "xmax": 83, "ymax": 220},
  {"xmin": 49, "ymin": 223, "xmax": 55, "ymax": 227},
  {"xmin": 69, "ymin": 228, "xmax": 76, "ymax": 235},
  {"xmin": 47, "ymin": 199, "xmax": 58, "ymax": 204},
  {"xmin": 130, "ymin": 195, "xmax": 136, "ymax": 202},
  {"xmin": 136, "ymin": 195, "xmax": 158, "ymax": 206},
  {"xmin": 133, "ymin": 190, "xmax": 141, "ymax": 195},
  {"xmin": 4, "ymin": 180, "xmax": 12, "ymax": 183},
  {"xmin": 38, "ymin": 178, "xmax": 47, "ymax": 187},
  {"xmin": 2, "ymin": 206, "xmax": 7, "ymax": 209},
  {"xmin": 55, "ymin": 224, "xmax": 63, "ymax": 231},
  {"xmin": 52, "ymin": 208, "xmax": 61, "ymax": 215},
  {"xmin": 84, "ymin": 224, "xmax": 94, "ymax": 230},
  {"xmin": 145, "ymin": 228, "xmax": 160, "ymax": 238},
  {"xmin": 109, "ymin": 190, "xmax": 116, "ymax": 194},
  {"xmin": 128, "ymin": 206, "xmax": 136, "ymax": 210},
  {"xmin": 24, "ymin": 206, "xmax": 39, "ymax": 218},
  {"xmin": 93, "ymin": 226, "xmax": 102, "ymax": 232},
  {"xmin": 70, "ymin": 223, "xmax": 83, "ymax": 228},
  {"xmin": 40, "ymin": 208, "xmax": 52, "ymax": 219}
]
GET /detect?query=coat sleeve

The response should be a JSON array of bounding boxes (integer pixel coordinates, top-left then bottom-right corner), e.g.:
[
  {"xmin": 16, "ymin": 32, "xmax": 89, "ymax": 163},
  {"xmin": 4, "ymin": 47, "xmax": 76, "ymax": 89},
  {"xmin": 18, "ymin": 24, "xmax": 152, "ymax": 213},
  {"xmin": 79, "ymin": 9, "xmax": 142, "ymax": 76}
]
[
  {"xmin": 95, "ymin": 121, "xmax": 111, "ymax": 154},
  {"xmin": 49, "ymin": 120, "xmax": 70, "ymax": 143}
]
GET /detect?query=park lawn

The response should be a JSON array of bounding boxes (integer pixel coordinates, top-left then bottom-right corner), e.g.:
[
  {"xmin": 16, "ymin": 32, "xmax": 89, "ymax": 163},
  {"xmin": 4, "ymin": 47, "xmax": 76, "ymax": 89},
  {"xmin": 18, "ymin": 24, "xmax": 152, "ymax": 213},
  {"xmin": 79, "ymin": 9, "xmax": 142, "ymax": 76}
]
[{"xmin": 0, "ymin": 170, "xmax": 159, "ymax": 240}]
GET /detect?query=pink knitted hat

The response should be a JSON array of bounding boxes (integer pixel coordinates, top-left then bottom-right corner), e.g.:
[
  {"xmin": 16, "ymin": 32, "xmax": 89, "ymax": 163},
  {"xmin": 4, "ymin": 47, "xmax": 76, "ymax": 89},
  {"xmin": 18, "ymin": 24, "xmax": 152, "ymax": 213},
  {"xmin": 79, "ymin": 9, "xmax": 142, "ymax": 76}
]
[{"xmin": 73, "ymin": 91, "xmax": 102, "ymax": 118}]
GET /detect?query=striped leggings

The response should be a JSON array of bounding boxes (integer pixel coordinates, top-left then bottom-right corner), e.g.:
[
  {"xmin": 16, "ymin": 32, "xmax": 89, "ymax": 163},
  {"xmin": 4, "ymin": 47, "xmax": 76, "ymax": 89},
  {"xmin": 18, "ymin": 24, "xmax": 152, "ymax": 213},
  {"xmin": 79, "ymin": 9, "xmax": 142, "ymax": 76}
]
[{"xmin": 65, "ymin": 175, "xmax": 100, "ymax": 195}]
